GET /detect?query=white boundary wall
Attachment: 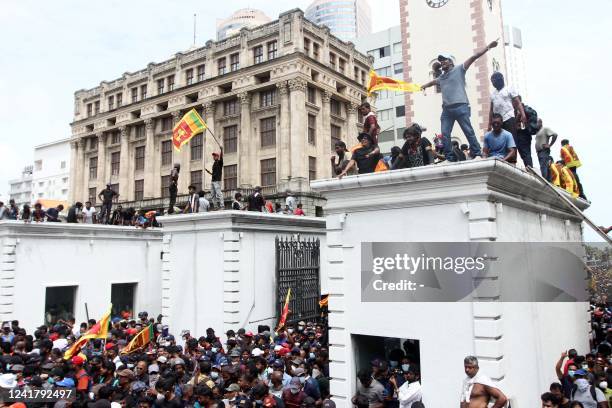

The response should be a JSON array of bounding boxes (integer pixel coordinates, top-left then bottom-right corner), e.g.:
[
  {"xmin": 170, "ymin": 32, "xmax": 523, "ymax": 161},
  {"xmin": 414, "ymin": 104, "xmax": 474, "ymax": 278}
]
[{"xmin": 311, "ymin": 158, "xmax": 590, "ymax": 408}]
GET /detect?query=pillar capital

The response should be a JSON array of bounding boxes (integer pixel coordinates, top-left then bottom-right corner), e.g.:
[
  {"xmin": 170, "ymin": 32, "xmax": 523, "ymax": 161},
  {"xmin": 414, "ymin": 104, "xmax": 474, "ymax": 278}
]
[
  {"xmin": 203, "ymin": 101, "xmax": 216, "ymax": 115},
  {"xmin": 322, "ymin": 90, "xmax": 332, "ymax": 103},
  {"xmin": 237, "ymin": 92, "xmax": 251, "ymax": 106},
  {"xmin": 119, "ymin": 125, "xmax": 128, "ymax": 137},
  {"xmin": 288, "ymin": 78, "xmax": 307, "ymax": 92},
  {"xmin": 144, "ymin": 118, "xmax": 154, "ymax": 130},
  {"xmin": 276, "ymin": 81, "xmax": 289, "ymax": 95}
]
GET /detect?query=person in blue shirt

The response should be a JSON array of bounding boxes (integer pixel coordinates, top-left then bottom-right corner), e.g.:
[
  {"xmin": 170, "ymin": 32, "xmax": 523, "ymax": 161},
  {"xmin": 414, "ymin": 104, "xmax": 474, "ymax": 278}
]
[{"xmin": 483, "ymin": 113, "xmax": 517, "ymax": 162}]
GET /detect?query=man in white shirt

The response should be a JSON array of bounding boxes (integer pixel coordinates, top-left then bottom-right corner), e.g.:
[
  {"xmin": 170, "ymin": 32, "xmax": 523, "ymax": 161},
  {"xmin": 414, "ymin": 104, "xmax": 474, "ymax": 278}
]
[
  {"xmin": 198, "ymin": 191, "xmax": 210, "ymax": 212},
  {"xmin": 488, "ymin": 72, "xmax": 526, "ymax": 164},
  {"xmin": 390, "ymin": 366, "xmax": 422, "ymax": 408},
  {"xmin": 81, "ymin": 201, "xmax": 97, "ymax": 224}
]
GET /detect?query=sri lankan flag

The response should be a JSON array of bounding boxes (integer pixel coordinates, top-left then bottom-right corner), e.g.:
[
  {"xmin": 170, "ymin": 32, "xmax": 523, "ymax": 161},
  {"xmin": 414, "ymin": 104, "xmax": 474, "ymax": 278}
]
[
  {"xmin": 172, "ymin": 108, "xmax": 207, "ymax": 151},
  {"xmin": 121, "ymin": 324, "xmax": 154, "ymax": 355},
  {"xmin": 367, "ymin": 70, "xmax": 421, "ymax": 96},
  {"xmin": 64, "ymin": 305, "xmax": 112, "ymax": 359},
  {"xmin": 319, "ymin": 294, "xmax": 329, "ymax": 308},
  {"xmin": 276, "ymin": 288, "xmax": 291, "ymax": 331}
]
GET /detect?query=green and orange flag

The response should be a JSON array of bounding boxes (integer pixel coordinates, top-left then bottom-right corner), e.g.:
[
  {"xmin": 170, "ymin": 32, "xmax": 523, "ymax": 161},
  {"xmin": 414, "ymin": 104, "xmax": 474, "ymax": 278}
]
[
  {"xmin": 121, "ymin": 324, "xmax": 154, "ymax": 355},
  {"xmin": 367, "ymin": 70, "xmax": 421, "ymax": 96},
  {"xmin": 172, "ymin": 108, "xmax": 207, "ymax": 151},
  {"xmin": 64, "ymin": 305, "xmax": 112, "ymax": 360}
]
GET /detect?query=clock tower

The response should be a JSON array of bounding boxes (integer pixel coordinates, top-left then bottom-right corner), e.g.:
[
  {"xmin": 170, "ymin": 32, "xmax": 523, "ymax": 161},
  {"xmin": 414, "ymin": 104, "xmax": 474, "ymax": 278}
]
[{"xmin": 398, "ymin": 0, "xmax": 507, "ymax": 140}]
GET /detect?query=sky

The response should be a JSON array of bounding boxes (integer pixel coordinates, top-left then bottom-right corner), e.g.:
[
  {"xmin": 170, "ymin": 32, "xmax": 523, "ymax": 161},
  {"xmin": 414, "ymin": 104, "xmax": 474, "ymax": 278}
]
[{"xmin": 0, "ymin": 0, "xmax": 610, "ymax": 241}]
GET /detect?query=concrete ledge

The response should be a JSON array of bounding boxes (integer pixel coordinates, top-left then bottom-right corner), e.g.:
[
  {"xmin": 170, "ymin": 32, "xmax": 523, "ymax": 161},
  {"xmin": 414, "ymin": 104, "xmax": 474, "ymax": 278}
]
[{"xmin": 0, "ymin": 221, "xmax": 163, "ymax": 240}]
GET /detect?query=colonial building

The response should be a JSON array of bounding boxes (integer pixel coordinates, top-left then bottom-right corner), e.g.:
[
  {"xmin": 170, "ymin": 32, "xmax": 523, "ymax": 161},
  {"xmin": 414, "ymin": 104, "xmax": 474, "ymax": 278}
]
[{"xmin": 69, "ymin": 9, "xmax": 371, "ymax": 213}]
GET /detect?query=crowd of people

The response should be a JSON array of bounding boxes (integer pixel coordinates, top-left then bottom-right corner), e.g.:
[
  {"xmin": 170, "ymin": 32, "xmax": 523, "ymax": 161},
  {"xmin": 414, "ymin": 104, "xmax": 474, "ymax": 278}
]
[{"xmin": 0, "ymin": 314, "xmax": 332, "ymax": 408}]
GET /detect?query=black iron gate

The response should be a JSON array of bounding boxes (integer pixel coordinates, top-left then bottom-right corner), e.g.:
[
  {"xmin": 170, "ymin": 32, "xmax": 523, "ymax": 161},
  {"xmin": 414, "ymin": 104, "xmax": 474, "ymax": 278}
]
[{"xmin": 276, "ymin": 235, "xmax": 321, "ymax": 324}]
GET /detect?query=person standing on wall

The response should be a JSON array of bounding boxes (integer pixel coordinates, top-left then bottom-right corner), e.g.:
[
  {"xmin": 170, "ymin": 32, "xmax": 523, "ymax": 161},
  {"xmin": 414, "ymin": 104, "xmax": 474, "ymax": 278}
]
[
  {"xmin": 168, "ymin": 163, "xmax": 180, "ymax": 214},
  {"xmin": 206, "ymin": 147, "xmax": 224, "ymax": 210},
  {"xmin": 98, "ymin": 183, "xmax": 118, "ymax": 224},
  {"xmin": 534, "ymin": 119, "xmax": 558, "ymax": 182},
  {"xmin": 560, "ymin": 139, "xmax": 586, "ymax": 200},
  {"xmin": 420, "ymin": 39, "xmax": 500, "ymax": 161}
]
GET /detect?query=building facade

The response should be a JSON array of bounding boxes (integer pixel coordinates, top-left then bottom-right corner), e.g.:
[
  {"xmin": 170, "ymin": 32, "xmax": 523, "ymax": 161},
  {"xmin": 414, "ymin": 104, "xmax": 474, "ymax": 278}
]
[
  {"xmin": 399, "ymin": 0, "xmax": 506, "ymax": 140},
  {"xmin": 353, "ymin": 26, "xmax": 407, "ymax": 153},
  {"xmin": 8, "ymin": 166, "xmax": 33, "ymax": 209},
  {"xmin": 305, "ymin": 0, "xmax": 372, "ymax": 41},
  {"xmin": 70, "ymin": 9, "xmax": 370, "ymax": 212},
  {"xmin": 216, "ymin": 8, "xmax": 272, "ymax": 41},
  {"xmin": 31, "ymin": 138, "xmax": 71, "ymax": 205},
  {"xmin": 504, "ymin": 25, "xmax": 528, "ymax": 100}
]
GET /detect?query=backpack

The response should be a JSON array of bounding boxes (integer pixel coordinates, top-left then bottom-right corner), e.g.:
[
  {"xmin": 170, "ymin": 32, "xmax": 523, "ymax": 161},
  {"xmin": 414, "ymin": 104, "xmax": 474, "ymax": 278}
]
[
  {"xmin": 571, "ymin": 383, "xmax": 598, "ymax": 401},
  {"xmin": 523, "ymin": 104, "xmax": 539, "ymax": 135}
]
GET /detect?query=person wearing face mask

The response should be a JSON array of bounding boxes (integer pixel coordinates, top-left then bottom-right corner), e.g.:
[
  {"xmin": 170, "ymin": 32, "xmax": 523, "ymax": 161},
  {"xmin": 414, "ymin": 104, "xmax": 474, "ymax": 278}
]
[
  {"xmin": 223, "ymin": 383, "xmax": 241, "ymax": 407},
  {"xmin": 302, "ymin": 364, "xmax": 322, "ymax": 405},
  {"xmin": 557, "ymin": 351, "xmax": 581, "ymax": 397},
  {"xmin": 596, "ymin": 374, "xmax": 612, "ymax": 407},
  {"xmin": 253, "ymin": 383, "xmax": 285, "ymax": 408},
  {"xmin": 282, "ymin": 377, "xmax": 306, "ymax": 408},
  {"xmin": 570, "ymin": 374, "xmax": 608, "ymax": 408}
]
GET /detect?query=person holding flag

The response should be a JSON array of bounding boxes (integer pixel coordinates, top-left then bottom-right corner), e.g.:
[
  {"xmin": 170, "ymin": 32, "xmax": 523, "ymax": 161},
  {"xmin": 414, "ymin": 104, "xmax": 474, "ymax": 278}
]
[
  {"xmin": 276, "ymin": 288, "xmax": 292, "ymax": 333},
  {"xmin": 64, "ymin": 305, "xmax": 112, "ymax": 360},
  {"xmin": 121, "ymin": 323, "xmax": 154, "ymax": 355}
]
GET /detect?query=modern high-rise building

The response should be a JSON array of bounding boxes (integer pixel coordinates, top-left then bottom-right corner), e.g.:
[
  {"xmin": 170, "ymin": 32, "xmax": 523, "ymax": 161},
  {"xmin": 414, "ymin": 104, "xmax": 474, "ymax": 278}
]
[
  {"xmin": 504, "ymin": 25, "xmax": 528, "ymax": 100},
  {"xmin": 353, "ymin": 26, "xmax": 407, "ymax": 153},
  {"xmin": 398, "ymin": 0, "xmax": 507, "ymax": 141},
  {"xmin": 69, "ymin": 9, "xmax": 370, "ymax": 214},
  {"xmin": 8, "ymin": 166, "xmax": 33, "ymax": 209},
  {"xmin": 216, "ymin": 8, "xmax": 272, "ymax": 41},
  {"xmin": 305, "ymin": 0, "xmax": 372, "ymax": 41},
  {"xmin": 31, "ymin": 138, "xmax": 71, "ymax": 206}
]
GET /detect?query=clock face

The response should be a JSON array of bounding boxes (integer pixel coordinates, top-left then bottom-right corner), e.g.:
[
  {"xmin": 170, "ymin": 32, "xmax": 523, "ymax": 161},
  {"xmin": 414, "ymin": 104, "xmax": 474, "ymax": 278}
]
[{"xmin": 426, "ymin": 0, "xmax": 449, "ymax": 8}]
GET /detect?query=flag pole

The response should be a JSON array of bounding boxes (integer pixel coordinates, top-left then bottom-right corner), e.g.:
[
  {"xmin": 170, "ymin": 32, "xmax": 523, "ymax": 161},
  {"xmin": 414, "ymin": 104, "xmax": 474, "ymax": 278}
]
[{"xmin": 205, "ymin": 127, "xmax": 222, "ymax": 149}]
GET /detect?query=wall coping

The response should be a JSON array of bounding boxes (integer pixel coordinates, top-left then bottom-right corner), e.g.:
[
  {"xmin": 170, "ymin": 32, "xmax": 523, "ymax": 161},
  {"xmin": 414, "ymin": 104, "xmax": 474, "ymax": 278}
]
[
  {"xmin": 0, "ymin": 221, "xmax": 163, "ymax": 241},
  {"xmin": 310, "ymin": 158, "xmax": 589, "ymax": 221},
  {"xmin": 158, "ymin": 210, "xmax": 327, "ymax": 234}
]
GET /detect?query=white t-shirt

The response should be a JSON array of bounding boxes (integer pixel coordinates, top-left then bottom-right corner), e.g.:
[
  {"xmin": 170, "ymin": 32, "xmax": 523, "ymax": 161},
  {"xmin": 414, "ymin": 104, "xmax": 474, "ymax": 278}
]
[
  {"xmin": 82, "ymin": 207, "xmax": 97, "ymax": 223},
  {"xmin": 490, "ymin": 86, "xmax": 518, "ymax": 121},
  {"xmin": 198, "ymin": 197, "xmax": 210, "ymax": 212},
  {"xmin": 398, "ymin": 380, "xmax": 422, "ymax": 408},
  {"xmin": 53, "ymin": 338, "xmax": 68, "ymax": 351},
  {"xmin": 286, "ymin": 196, "xmax": 296, "ymax": 212}
]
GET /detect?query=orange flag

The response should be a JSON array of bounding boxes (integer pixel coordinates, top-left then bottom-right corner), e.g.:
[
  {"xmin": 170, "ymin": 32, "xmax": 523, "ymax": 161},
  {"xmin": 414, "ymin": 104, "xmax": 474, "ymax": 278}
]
[
  {"xmin": 276, "ymin": 288, "xmax": 291, "ymax": 331},
  {"xmin": 64, "ymin": 305, "xmax": 112, "ymax": 359},
  {"xmin": 367, "ymin": 70, "xmax": 421, "ymax": 96}
]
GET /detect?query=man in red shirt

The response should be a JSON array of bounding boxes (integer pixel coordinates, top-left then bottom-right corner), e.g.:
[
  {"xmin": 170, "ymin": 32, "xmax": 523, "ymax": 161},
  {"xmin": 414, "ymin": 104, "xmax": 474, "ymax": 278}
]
[
  {"xmin": 293, "ymin": 204, "xmax": 305, "ymax": 216},
  {"xmin": 359, "ymin": 102, "xmax": 380, "ymax": 145},
  {"xmin": 282, "ymin": 377, "xmax": 307, "ymax": 408},
  {"xmin": 72, "ymin": 355, "xmax": 90, "ymax": 397}
]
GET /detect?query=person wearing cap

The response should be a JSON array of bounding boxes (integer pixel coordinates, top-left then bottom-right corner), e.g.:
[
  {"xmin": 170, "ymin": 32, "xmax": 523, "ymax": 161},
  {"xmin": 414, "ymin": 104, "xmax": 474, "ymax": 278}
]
[
  {"xmin": 206, "ymin": 147, "xmax": 224, "ymax": 210},
  {"xmin": 283, "ymin": 377, "xmax": 307, "ymax": 408},
  {"xmin": 420, "ymin": 39, "xmax": 499, "ymax": 161},
  {"xmin": 247, "ymin": 187, "xmax": 265, "ymax": 212},
  {"xmin": 359, "ymin": 102, "xmax": 381, "ymax": 145},
  {"xmin": 338, "ymin": 133, "xmax": 381, "ymax": 178},
  {"xmin": 71, "ymin": 354, "xmax": 91, "ymax": 397},
  {"xmin": 184, "ymin": 184, "xmax": 200, "ymax": 213},
  {"xmin": 223, "ymin": 383, "xmax": 241, "ymax": 406},
  {"xmin": 98, "ymin": 183, "xmax": 119, "ymax": 224}
]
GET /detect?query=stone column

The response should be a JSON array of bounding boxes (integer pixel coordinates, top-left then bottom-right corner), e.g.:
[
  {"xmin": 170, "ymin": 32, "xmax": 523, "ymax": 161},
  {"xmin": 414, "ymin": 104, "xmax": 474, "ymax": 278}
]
[
  {"xmin": 276, "ymin": 81, "xmax": 290, "ymax": 184},
  {"xmin": 118, "ymin": 126, "xmax": 130, "ymax": 201},
  {"xmin": 78, "ymin": 138, "xmax": 88, "ymax": 203},
  {"xmin": 346, "ymin": 102, "xmax": 359, "ymax": 144},
  {"xmin": 96, "ymin": 132, "xmax": 107, "ymax": 194},
  {"xmin": 238, "ymin": 92, "xmax": 252, "ymax": 187},
  {"xmin": 143, "ymin": 118, "xmax": 156, "ymax": 199},
  {"xmin": 321, "ymin": 90, "xmax": 332, "ymax": 179},
  {"xmin": 203, "ymin": 102, "xmax": 217, "ymax": 190},
  {"xmin": 288, "ymin": 78, "xmax": 307, "ymax": 188},
  {"xmin": 68, "ymin": 140, "xmax": 79, "ymax": 203}
]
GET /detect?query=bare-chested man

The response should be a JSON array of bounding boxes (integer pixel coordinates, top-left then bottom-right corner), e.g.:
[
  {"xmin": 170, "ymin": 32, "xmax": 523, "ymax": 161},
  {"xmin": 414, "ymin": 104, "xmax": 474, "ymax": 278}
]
[{"xmin": 460, "ymin": 356, "xmax": 508, "ymax": 408}]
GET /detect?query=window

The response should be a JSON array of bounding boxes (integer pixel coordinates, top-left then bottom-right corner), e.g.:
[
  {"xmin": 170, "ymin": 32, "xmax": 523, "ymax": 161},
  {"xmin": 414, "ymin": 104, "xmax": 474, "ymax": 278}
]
[
  {"xmin": 396, "ymin": 105, "xmax": 406, "ymax": 118},
  {"xmin": 110, "ymin": 184, "xmax": 119, "ymax": 197},
  {"xmin": 218, "ymin": 58, "xmax": 227, "ymax": 75},
  {"xmin": 331, "ymin": 125, "xmax": 341, "ymax": 151},
  {"xmin": 44, "ymin": 286, "xmax": 76, "ymax": 326},
  {"xmin": 87, "ymin": 103, "xmax": 92, "ymax": 117},
  {"xmin": 308, "ymin": 114, "xmax": 316, "ymax": 145},
  {"xmin": 354, "ymin": 66, "xmax": 359, "ymax": 81},
  {"xmin": 304, "ymin": 38, "xmax": 310, "ymax": 55},
  {"xmin": 89, "ymin": 157, "xmax": 98, "ymax": 180},
  {"xmin": 161, "ymin": 140, "xmax": 172, "ymax": 166},
  {"xmin": 224, "ymin": 125, "xmax": 238, "ymax": 153},
  {"xmin": 307, "ymin": 86, "xmax": 316, "ymax": 104},
  {"xmin": 393, "ymin": 42, "xmax": 402, "ymax": 54},
  {"xmin": 111, "ymin": 151, "xmax": 120, "ymax": 176},
  {"xmin": 90, "ymin": 137, "xmax": 97, "ymax": 150},
  {"xmin": 140, "ymin": 84, "xmax": 147, "ymax": 99},
  {"xmin": 230, "ymin": 53, "xmax": 239, "ymax": 71},
  {"xmin": 283, "ymin": 21, "xmax": 291, "ymax": 43},
  {"xmin": 224, "ymin": 165, "xmax": 237, "ymax": 190},
  {"xmin": 309, "ymin": 156, "xmax": 316, "ymax": 181},
  {"xmin": 157, "ymin": 78, "xmax": 165, "ymax": 94},
  {"xmin": 116, "ymin": 93, "xmax": 122, "ymax": 107},
  {"xmin": 378, "ymin": 90, "xmax": 390, "ymax": 99},
  {"xmin": 339, "ymin": 58, "xmax": 345, "ymax": 73},
  {"xmin": 108, "ymin": 95, "xmax": 115, "ymax": 110},
  {"xmin": 313, "ymin": 43, "xmax": 320, "ymax": 60},
  {"xmin": 167, "ymin": 75, "xmax": 175, "ymax": 91},
  {"xmin": 260, "ymin": 89, "xmax": 276, "ymax": 107},
  {"xmin": 197, "ymin": 64, "xmax": 205, "ymax": 81},
  {"xmin": 254, "ymin": 46, "xmax": 263, "ymax": 64},
  {"xmin": 190, "ymin": 170, "xmax": 203, "ymax": 192},
  {"xmin": 379, "ymin": 46, "xmax": 391, "ymax": 58},
  {"xmin": 88, "ymin": 187, "xmax": 97, "ymax": 204},
  {"xmin": 161, "ymin": 117, "xmax": 173, "ymax": 131},
  {"xmin": 186, "ymin": 69, "xmax": 193, "ymax": 85},
  {"xmin": 94, "ymin": 101, "xmax": 100, "ymax": 114},
  {"xmin": 60, "ymin": 161, "xmax": 66, "ymax": 169},
  {"xmin": 134, "ymin": 146, "xmax": 145, "ymax": 170},
  {"xmin": 134, "ymin": 179, "xmax": 144, "ymax": 200},
  {"xmin": 330, "ymin": 99, "xmax": 341, "ymax": 116},
  {"xmin": 111, "ymin": 132, "xmax": 120, "ymax": 144},
  {"xmin": 131, "ymin": 87, "xmax": 138, "ymax": 103},
  {"xmin": 161, "ymin": 175, "xmax": 171, "ymax": 197},
  {"xmin": 111, "ymin": 283, "xmax": 136, "ymax": 318},
  {"xmin": 378, "ymin": 109, "xmax": 391, "ymax": 121},
  {"xmin": 260, "ymin": 158, "xmax": 276, "ymax": 187},
  {"xmin": 330, "ymin": 52, "xmax": 336, "ymax": 70},
  {"xmin": 394, "ymin": 63, "xmax": 403, "ymax": 75},
  {"xmin": 268, "ymin": 41, "xmax": 278, "ymax": 59},
  {"xmin": 375, "ymin": 66, "xmax": 390, "ymax": 76},
  {"xmin": 191, "ymin": 134, "xmax": 203, "ymax": 161},
  {"xmin": 224, "ymin": 99, "xmax": 238, "ymax": 116},
  {"xmin": 135, "ymin": 124, "xmax": 145, "ymax": 138},
  {"xmin": 260, "ymin": 117, "xmax": 276, "ymax": 147}
]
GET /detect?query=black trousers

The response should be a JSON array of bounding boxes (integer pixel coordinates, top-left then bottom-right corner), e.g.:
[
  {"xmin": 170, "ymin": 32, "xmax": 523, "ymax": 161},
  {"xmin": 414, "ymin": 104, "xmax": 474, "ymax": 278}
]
[
  {"xmin": 168, "ymin": 183, "xmax": 178, "ymax": 214},
  {"xmin": 516, "ymin": 128, "xmax": 534, "ymax": 168},
  {"xmin": 570, "ymin": 167, "xmax": 586, "ymax": 199}
]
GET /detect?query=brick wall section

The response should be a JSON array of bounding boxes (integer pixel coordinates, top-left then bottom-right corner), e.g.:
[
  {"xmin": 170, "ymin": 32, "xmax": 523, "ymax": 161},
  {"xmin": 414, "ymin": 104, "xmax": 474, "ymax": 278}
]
[
  {"xmin": 399, "ymin": 0, "xmax": 415, "ymax": 126},
  {"xmin": 470, "ymin": 0, "xmax": 491, "ymax": 138}
]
